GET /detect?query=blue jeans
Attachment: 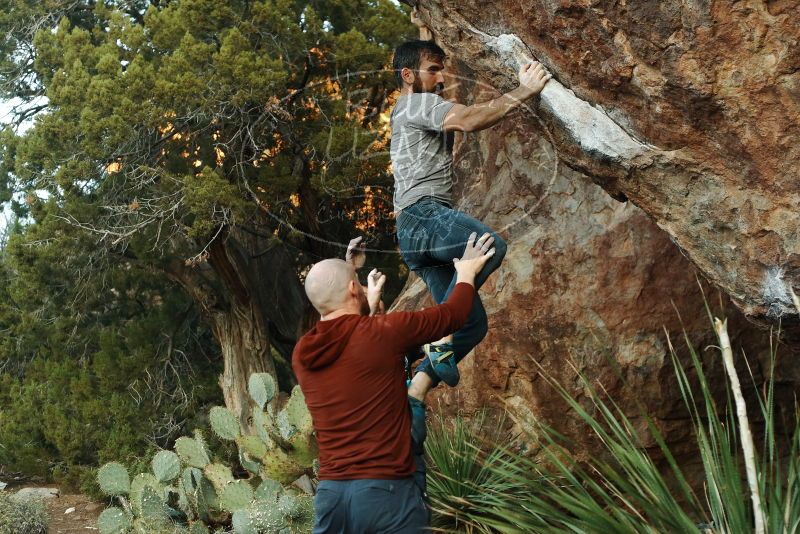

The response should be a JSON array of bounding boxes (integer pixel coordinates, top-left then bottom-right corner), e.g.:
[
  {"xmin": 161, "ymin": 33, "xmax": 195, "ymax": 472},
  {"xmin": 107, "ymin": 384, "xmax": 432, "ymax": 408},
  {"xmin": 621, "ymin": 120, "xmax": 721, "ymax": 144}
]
[
  {"xmin": 312, "ymin": 478, "xmax": 428, "ymax": 533},
  {"xmin": 396, "ymin": 198, "xmax": 507, "ymax": 385}
]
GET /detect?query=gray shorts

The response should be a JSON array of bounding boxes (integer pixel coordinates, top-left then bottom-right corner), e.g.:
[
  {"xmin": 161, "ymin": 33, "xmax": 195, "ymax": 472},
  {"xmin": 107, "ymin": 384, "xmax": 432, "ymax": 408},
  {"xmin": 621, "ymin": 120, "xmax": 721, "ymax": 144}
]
[{"xmin": 312, "ymin": 477, "xmax": 429, "ymax": 533}]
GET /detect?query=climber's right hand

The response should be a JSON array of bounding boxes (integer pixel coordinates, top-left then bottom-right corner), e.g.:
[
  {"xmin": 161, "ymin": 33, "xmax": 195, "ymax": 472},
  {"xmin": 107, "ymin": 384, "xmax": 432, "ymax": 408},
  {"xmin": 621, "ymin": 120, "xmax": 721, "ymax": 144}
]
[
  {"xmin": 518, "ymin": 61, "xmax": 552, "ymax": 99},
  {"xmin": 453, "ymin": 232, "xmax": 495, "ymax": 284}
]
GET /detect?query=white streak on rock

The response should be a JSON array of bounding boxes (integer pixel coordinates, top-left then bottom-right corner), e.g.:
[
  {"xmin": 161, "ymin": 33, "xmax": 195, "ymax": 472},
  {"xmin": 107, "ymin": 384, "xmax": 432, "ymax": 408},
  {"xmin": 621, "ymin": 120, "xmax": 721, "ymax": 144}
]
[
  {"xmin": 763, "ymin": 266, "xmax": 793, "ymax": 317},
  {"xmin": 471, "ymin": 29, "xmax": 651, "ymax": 162}
]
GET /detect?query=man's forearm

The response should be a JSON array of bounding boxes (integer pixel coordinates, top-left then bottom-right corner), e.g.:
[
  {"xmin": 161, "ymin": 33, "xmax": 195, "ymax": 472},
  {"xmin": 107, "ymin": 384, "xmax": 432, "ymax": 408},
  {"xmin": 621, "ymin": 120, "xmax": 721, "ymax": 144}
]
[{"xmin": 463, "ymin": 86, "xmax": 535, "ymax": 132}]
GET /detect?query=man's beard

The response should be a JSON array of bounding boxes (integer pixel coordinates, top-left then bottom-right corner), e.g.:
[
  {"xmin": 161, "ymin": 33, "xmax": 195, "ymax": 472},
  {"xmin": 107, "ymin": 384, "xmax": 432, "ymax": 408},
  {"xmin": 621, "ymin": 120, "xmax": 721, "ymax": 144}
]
[{"xmin": 413, "ymin": 78, "xmax": 444, "ymax": 95}]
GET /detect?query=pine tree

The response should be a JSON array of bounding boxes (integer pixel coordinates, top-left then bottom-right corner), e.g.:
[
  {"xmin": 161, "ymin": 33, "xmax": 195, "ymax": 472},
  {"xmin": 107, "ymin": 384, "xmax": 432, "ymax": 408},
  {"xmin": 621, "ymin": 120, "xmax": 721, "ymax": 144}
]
[{"xmin": 0, "ymin": 0, "xmax": 414, "ymax": 423}]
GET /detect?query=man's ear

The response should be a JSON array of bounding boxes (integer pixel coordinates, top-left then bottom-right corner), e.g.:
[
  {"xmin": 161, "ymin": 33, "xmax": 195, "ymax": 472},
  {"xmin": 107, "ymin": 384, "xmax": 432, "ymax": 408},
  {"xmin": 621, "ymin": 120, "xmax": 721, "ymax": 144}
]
[
  {"xmin": 348, "ymin": 279, "xmax": 358, "ymax": 296},
  {"xmin": 401, "ymin": 67, "xmax": 415, "ymax": 86}
]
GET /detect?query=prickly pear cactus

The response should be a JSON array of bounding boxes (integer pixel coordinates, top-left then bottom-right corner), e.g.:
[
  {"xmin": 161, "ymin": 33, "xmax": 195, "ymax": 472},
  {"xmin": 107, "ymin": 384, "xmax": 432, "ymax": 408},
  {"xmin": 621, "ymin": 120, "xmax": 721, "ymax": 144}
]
[
  {"xmin": 97, "ymin": 371, "xmax": 318, "ymax": 534},
  {"xmin": 175, "ymin": 435, "xmax": 211, "ymax": 469},
  {"xmin": 249, "ymin": 373, "xmax": 276, "ymax": 409},
  {"xmin": 219, "ymin": 480, "xmax": 254, "ymax": 513},
  {"xmin": 152, "ymin": 450, "xmax": 181, "ymax": 483},
  {"xmin": 97, "ymin": 462, "xmax": 130, "ymax": 496},
  {"xmin": 97, "ymin": 507, "xmax": 132, "ymax": 534},
  {"xmin": 210, "ymin": 406, "xmax": 241, "ymax": 441}
]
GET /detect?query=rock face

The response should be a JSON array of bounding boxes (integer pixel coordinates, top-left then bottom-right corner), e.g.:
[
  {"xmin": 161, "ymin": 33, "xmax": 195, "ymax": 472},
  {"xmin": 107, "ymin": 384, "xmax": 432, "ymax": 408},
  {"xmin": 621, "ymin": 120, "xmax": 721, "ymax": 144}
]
[
  {"xmin": 408, "ymin": 0, "xmax": 800, "ymax": 321},
  {"xmin": 392, "ymin": 0, "xmax": 800, "ymax": 464}
]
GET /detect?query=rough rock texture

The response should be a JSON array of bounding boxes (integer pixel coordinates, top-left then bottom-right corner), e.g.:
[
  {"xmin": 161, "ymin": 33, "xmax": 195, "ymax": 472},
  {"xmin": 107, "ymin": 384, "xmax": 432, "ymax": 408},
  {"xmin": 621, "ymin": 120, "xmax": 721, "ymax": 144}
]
[
  {"xmin": 408, "ymin": 0, "xmax": 800, "ymax": 322},
  {"xmin": 390, "ymin": 3, "xmax": 800, "ymax": 462}
]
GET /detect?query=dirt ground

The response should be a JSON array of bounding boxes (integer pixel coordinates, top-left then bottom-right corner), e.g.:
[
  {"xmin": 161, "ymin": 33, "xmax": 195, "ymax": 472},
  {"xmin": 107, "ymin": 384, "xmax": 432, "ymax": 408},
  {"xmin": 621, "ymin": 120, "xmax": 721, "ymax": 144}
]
[
  {"xmin": 46, "ymin": 493, "xmax": 103, "ymax": 533},
  {"xmin": 8, "ymin": 485, "xmax": 103, "ymax": 534}
]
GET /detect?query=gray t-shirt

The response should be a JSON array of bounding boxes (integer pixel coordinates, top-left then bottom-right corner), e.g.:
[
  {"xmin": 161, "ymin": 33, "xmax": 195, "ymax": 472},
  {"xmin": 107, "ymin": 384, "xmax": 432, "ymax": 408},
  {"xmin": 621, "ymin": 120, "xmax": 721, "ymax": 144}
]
[{"xmin": 390, "ymin": 92, "xmax": 456, "ymax": 211}]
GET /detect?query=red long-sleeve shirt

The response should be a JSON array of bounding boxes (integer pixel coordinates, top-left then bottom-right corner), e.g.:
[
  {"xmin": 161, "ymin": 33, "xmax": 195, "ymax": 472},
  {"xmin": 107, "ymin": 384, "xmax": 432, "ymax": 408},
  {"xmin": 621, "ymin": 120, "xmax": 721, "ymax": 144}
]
[{"xmin": 292, "ymin": 282, "xmax": 475, "ymax": 480}]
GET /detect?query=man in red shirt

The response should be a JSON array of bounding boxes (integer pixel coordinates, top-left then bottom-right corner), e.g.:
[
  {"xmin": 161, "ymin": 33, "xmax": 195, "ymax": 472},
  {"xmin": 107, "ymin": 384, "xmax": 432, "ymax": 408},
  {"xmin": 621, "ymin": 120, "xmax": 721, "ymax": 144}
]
[{"xmin": 293, "ymin": 232, "xmax": 496, "ymax": 533}]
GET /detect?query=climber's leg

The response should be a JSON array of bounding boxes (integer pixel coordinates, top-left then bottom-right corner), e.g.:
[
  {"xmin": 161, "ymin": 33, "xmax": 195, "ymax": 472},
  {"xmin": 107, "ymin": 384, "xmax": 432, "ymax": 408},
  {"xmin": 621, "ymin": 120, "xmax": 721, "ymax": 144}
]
[
  {"xmin": 398, "ymin": 198, "xmax": 507, "ymax": 290},
  {"xmin": 397, "ymin": 198, "xmax": 507, "ymax": 386}
]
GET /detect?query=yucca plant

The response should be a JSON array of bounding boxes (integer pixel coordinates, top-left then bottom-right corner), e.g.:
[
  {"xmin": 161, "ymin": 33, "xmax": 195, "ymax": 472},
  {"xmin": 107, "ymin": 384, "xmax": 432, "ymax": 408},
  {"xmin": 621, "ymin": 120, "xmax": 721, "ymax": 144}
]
[
  {"xmin": 425, "ymin": 412, "xmax": 543, "ymax": 533},
  {"xmin": 429, "ymin": 293, "xmax": 800, "ymax": 533}
]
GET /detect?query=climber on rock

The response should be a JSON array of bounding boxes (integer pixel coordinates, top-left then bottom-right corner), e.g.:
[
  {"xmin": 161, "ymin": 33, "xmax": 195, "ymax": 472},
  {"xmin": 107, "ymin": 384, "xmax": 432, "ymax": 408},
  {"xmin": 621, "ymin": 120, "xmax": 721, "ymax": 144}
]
[
  {"xmin": 390, "ymin": 10, "xmax": 552, "ymax": 392},
  {"xmin": 292, "ymin": 233, "xmax": 496, "ymax": 533}
]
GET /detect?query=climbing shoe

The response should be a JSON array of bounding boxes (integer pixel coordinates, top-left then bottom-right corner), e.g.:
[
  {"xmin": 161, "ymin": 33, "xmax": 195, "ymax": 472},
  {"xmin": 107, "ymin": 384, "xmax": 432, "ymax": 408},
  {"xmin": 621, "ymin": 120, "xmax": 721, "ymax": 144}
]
[{"xmin": 425, "ymin": 342, "xmax": 459, "ymax": 387}]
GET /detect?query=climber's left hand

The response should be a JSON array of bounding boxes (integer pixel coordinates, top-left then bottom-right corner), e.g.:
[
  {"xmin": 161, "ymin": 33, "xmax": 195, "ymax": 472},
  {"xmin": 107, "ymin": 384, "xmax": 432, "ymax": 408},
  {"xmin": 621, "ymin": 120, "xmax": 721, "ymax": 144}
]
[
  {"xmin": 346, "ymin": 236, "xmax": 366, "ymax": 270},
  {"xmin": 367, "ymin": 268, "xmax": 386, "ymax": 316}
]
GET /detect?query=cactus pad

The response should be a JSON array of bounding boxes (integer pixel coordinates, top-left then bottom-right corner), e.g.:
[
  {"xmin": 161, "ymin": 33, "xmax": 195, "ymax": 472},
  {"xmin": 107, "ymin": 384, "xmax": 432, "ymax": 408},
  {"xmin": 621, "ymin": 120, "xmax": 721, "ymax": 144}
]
[
  {"xmin": 237, "ymin": 434, "xmax": 269, "ymax": 461},
  {"xmin": 288, "ymin": 431, "xmax": 318, "ymax": 467},
  {"xmin": 97, "ymin": 507, "xmax": 132, "ymax": 534},
  {"xmin": 285, "ymin": 386, "xmax": 313, "ymax": 432},
  {"xmin": 138, "ymin": 484, "xmax": 168, "ymax": 521},
  {"xmin": 276, "ymin": 409, "xmax": 297, "ymax": 441},
  {"xmin": 175, "ymin": 436, "xmax": 210, "ymax": 469},
  {"xmin": 151, "ymin": 450, "xmax": 181, "ymax": 483},
  {"xmin": 203, "ymin": 463, "xmax": 234, "ymax": 491},
  {"xmin": 231, "ymin": 509, "xmax": 257, "ymax": 534},
  {"xmin": 260, "ymin": 448, "xmax": 305, "ymax": 484},
  {"xmin": 129, "ymin": 473, "xmax": 161, "ymax": 516},
  {"xmin": 252, "ymin": 408, "xmax": 277, "ymax": 446},
  {"xmin": 278, "ymin": 493, "xmax": 313, "ymax": 519},
  {"xmin": 248, "ymin": 373, "xmax": 276, "ymax": 409},
  {"xmin": 239, "ymin": 449, "xmax": 262, "ymax": 475},
  {"xmin": 219, "ymin": 480, "xmax": 254, "ymax": 512},
  {"xmin": 209, "ymin": 406, "xmax": 240, "ymax": 441},
  {"xmin": 254, "ymin": 478, "xmax": 282, "ymax": 503},
  {"xmin": 97, "ymin": 462, "xmax": 131, "ymax": 496}
]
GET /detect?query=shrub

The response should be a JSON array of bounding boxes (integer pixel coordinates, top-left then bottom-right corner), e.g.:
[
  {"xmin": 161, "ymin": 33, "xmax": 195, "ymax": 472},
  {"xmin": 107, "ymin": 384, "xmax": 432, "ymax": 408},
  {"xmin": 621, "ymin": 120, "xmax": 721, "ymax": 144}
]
[{"xmin": 0, "ymin": 490, "xmax": 48, "ymax": 534}]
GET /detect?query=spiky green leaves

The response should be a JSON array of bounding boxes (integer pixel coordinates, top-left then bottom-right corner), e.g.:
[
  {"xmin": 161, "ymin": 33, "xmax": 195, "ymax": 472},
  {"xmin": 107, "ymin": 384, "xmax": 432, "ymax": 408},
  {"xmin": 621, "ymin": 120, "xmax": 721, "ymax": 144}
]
[
  {"xmin": 210, "ymin": 406, "xmax": 240, "ymax": 441},
  {"xmin": 248, "ymin": 373, "xmax": 276, "ymax": 409},
  {"xmin": 152, "ymin": 450, "xmax": 181, "ymax": 483},
  {"xmin": 97, "ymin": 462, "xmax": 130, "ymax": 496}
]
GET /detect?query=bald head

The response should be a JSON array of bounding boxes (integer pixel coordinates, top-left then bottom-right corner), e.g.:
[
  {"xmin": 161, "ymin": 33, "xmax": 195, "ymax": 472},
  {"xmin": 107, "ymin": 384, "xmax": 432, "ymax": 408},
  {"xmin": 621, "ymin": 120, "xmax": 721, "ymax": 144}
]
[{"xmin": 305, "ymin": 259, "xmax": 360, "ymax": 316}]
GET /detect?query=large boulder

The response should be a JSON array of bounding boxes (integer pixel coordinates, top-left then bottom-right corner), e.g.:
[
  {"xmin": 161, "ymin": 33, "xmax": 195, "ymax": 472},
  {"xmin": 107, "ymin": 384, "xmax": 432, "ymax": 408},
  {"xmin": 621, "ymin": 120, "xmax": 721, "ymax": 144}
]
[
  {"xmin": 391, "ymin": 0, "xmax": 800, "ymax": 461},
  {"xmin": 406, "ymin": 0, "xmax": 799, "ymax": 322}
]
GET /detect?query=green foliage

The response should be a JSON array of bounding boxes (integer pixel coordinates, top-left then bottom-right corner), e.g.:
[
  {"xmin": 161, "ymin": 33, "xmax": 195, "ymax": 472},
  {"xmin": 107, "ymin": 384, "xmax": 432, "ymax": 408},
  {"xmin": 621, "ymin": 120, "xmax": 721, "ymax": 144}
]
[
  {"xmin": 427, "ymin": 319, "xmax": 800, "ymax": 533},
  {"xmin": 0, "ymin": 197, "xmax": 223, "ymax": 491},
  {"xmin": 0, "ymin": 491, "xmax": 48, "ymax": 534},
  {"xmin": 425, "ymin": 414, "xmax": 536, "ymax": 533}
]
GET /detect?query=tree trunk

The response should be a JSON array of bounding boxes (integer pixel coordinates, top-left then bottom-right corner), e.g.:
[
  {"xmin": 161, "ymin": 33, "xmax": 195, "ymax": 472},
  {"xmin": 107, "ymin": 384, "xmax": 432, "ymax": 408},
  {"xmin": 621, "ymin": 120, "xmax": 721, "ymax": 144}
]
[
  {"xmin": 166, "ymin": 220, "xmax": 307, "ymax": 425},
  {"xmin": 210, "ymin": 298, "xmax": 274, "ymax": 424}
]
